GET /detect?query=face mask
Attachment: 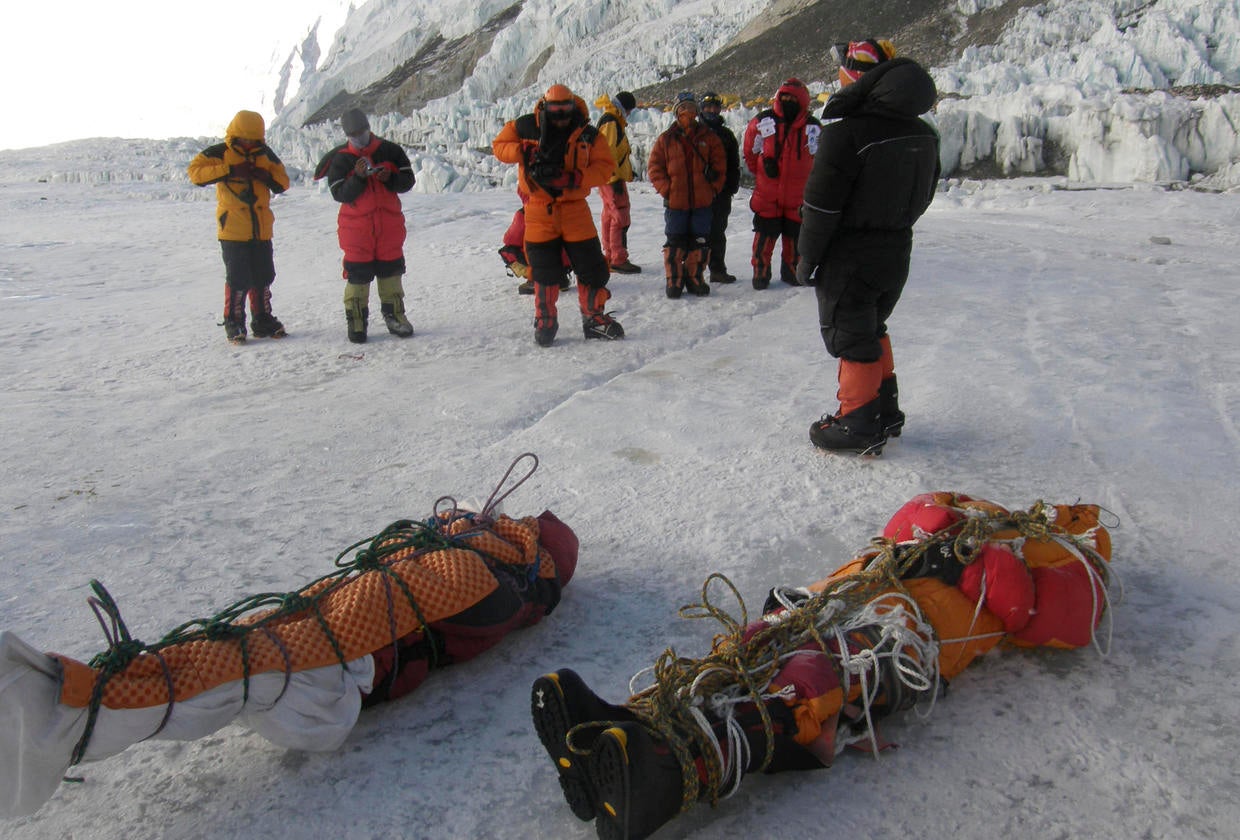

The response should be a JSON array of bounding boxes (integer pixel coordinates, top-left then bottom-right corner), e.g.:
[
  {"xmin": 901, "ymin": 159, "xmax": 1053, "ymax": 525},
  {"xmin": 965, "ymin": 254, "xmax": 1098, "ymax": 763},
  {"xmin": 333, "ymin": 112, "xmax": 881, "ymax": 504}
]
[
  {"xmin": 348, "ymin": 131, "xmax": 372, "ymax": 149},
  {"xmin": 676, "ymin": 110, "xmax": 696, "ymax": 131},
  {"xmin": 780, "ymin": 98, "xmax": 800, "ymax": 121}
]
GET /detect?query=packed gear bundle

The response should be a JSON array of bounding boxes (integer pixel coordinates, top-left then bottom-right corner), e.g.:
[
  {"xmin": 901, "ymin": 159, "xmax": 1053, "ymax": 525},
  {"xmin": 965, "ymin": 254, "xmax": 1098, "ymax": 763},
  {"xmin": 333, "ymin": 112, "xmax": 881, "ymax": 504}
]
[
  {"xmin": 0, "ymin": 455, "xmax": 577, "ymax": 817},
  {"xmin": 531, "ymin": 492, "xmax": 1116, "ymax": 840}
]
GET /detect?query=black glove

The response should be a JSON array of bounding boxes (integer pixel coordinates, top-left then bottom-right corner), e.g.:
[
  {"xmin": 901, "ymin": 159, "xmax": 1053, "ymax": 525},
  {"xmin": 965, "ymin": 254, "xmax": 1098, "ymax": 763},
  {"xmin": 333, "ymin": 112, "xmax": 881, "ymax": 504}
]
[
  {"xmin": 762, "ymin": 157, "xmax": 779, "ymax": 179},
  {"xmin": 229, "ymin": 161, "xmax": 255, "ymax": 179},
  {"xmin": 251, "ymin": 167, "xmax": 275, "ymax": 186},
  {"xmin": 530, "ymin": 159, "xmax": 563, "ymax": 182},
  {"xmin": 612, "ymin": 181, "xmax": 624, "ymax": 196},
  {"xmin": 528, "ymin": 153, "xmax": 566, "ymax": 196},
  {"xmin": 704, "ymin": 165, "xmax": 718, "ymax": 183},
  {"xmin": 795, "ymin": 260, "xmax": 818, "ymax": 287}
]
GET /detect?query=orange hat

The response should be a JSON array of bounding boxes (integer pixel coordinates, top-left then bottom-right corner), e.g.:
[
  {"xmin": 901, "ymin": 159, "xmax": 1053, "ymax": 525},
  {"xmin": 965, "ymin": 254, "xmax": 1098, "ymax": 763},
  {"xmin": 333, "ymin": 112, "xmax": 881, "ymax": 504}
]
[
  {"xmin": 544, "ymin": 84, "xmax": 574, "ymax": 105},
  {"xmin": 838, "ymin": 39, "xmax": 896, "ymax": 86},
  {"xmin": 541, "ymin": 84, "xmax": 577, "ymax": 121}
]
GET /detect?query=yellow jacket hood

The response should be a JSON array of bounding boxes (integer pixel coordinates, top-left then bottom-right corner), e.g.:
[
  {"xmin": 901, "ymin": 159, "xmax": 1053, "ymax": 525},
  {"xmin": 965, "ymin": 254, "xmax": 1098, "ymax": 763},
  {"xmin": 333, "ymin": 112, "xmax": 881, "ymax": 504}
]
[{"xmin": 226, "ymin": 111, "xmax": 266, "ymax": 142}]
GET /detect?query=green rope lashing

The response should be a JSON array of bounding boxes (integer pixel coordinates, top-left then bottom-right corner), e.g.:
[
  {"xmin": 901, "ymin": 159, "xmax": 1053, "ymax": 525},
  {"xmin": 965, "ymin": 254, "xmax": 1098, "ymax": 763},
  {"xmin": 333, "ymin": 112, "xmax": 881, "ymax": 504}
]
[
  {"xmin": 68, "ymin": 519, "xmax": 464, "ymax": 768},
  {"xmin": 71, "ymin": 580, "xmax": 149, "ymax": 766}
]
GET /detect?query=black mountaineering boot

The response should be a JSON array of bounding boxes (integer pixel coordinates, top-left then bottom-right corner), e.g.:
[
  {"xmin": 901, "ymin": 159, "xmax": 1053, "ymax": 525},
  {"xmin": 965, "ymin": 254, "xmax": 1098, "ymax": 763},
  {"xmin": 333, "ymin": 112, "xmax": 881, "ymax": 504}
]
[
  {"xmin": 583, "ymin": 313, "xmax": 625, "ymax": 340},
  {"xmin": 590, "ymin": 722, "xmax": 686, "ymax": 840},
  {"xmin": 879, "ymin": 376, "xmax": 905, "ymax": 438},
  {"xmin": 250, "ymin": 313, "xmax": 286, "ymax": 338},
  {"xmin": 535, "ymin": 316, "xmax": 559, "ymax": 348},
  {"xmin": 346, "ymin": 305, "xmax": 369, "ymax": 344},
  {"xmin": 809, "ymin": 399, "xmax": 887, "ymax": 455},
  {"xmin": 531, "ymin": 669, "xmax": 637, "ymax": 822},
  {"xmin": 223, "ymin": 319, "xmax": 247, "ymax": 344}
]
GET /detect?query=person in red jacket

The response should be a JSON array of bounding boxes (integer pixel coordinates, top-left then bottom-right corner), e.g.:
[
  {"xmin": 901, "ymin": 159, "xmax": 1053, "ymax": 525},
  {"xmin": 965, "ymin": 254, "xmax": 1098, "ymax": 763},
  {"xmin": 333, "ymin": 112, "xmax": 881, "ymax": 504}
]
[
  {"xmin": 493, "ymin": 84, "xmax": 624, "ymax": 347},
  {"xmin": 647, "ymin": 93, "xmax": 726, "ymax": 298},
  {"xmin": 188, "ymin": 110, "xmax": 290, "ymax": 345},
  {"xmin": 316, "ymin": 109, "xmax": 416, "ymax": 343},
  {"xmin": 742, "ymin": 79, "xmax": 821, "ymax": 290}
]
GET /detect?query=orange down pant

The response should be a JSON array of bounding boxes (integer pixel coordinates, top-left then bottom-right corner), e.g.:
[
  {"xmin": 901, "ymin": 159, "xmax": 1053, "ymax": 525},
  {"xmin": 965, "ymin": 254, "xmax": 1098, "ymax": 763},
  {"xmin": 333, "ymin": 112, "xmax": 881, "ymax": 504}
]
[
  {"xmin": 525, "ymin": 198, "xmax": 609, "ymax": 290},
  {"xmin": 599, "ymin": 183, "xmax": 632, "ymax": 266}
]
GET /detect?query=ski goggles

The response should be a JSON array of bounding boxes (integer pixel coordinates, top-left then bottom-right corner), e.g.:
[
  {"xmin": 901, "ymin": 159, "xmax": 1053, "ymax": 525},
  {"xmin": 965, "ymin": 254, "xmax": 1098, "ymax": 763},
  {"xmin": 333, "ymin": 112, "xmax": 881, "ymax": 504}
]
[{"xmin": 544, "ymin": 100, "xmax": 576, "ymax": 119}]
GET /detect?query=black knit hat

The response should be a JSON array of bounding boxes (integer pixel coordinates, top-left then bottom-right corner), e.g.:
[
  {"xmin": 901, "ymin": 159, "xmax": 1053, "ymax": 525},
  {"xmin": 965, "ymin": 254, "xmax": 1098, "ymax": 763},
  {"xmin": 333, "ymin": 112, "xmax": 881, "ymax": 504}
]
[
  {"xmin": 341, "ymin": 109, "xmax": 370, "ymax": 136},
  {"xmin": 616, "ymin": 91, "xmax": 636, "ymax": 112}
]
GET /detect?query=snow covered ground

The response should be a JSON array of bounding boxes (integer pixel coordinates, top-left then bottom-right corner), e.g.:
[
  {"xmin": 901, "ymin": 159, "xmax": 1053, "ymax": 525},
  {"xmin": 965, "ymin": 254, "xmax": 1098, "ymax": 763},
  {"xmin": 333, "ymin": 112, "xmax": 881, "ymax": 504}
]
[{"xmin": 1, "ymin": 145, "xmax": 1238, "ymax": 837}]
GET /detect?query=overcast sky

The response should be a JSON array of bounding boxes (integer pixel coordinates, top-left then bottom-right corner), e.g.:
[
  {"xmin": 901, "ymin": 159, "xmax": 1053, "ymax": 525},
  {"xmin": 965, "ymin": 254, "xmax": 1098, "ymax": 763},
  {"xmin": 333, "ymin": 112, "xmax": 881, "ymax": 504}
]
[{"xmin": 0, "ymin": 2, "xmax": 336, "ymax": 150}]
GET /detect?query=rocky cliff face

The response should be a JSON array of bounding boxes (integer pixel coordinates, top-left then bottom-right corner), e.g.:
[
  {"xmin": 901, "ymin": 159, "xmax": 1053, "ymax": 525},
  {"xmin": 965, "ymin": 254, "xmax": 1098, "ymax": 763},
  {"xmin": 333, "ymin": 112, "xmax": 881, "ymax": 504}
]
[
  {"xmin": 276, "ymin": 0, "xmax": 1240, "ymax": 186},
  {"xmin": 293, "ymin": 0, "xmax": 994, "ymax": 125},
  {"xmin": 293, "ymin": 0, "xmax": 1058, "ymax": 123},
  {"xmin": 302, "ymin": 3, "xmax": 526, "ymax": 125}
]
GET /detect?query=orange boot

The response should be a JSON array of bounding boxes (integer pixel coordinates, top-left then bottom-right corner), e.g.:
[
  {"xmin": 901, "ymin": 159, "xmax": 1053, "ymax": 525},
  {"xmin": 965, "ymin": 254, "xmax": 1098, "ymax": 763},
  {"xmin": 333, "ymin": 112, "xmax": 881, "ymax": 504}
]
[
  {"xmin": 534, "ymin": 282, "xmax": 560, "ymax": 347},
  {"xmin": 684, "ymin": 243, "xmax": 710, "ymax": 296},
  {"xmin": 662, "ymin": 245, "xmax": 684, "ymax": 299}
]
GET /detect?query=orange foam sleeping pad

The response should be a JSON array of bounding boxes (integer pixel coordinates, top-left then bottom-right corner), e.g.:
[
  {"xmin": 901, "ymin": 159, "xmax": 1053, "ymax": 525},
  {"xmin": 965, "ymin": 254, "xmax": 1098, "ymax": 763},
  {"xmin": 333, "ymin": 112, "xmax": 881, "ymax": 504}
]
[{"xmin": 56, "ymin": 516, "xmax": 558, "ymax": 710}]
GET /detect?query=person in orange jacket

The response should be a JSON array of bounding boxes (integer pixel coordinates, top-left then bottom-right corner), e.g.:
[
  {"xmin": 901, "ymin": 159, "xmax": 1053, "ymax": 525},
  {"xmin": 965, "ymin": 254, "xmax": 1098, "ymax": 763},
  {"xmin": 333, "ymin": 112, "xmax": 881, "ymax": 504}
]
[
  {"xmin": 646, "ymin": 93, "xmax": 727, "ymax": 298},
  {"xmin": 492, "ymin": 84, "xmax": 625, "ymax": 347},
  {"xmin": 188, "ymin": 110, "xmax": 290, "ymax": 344},
  {"xmin": 742, "ymin": 78, "xmax": 821, "ymax": 290}
]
